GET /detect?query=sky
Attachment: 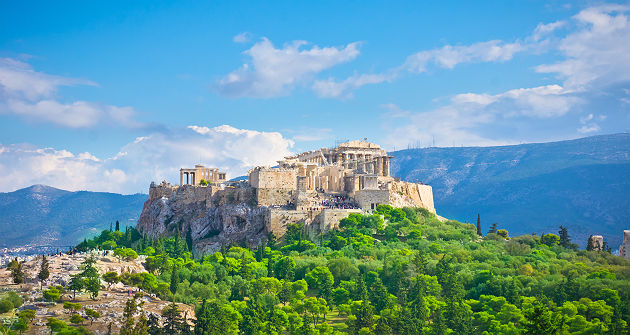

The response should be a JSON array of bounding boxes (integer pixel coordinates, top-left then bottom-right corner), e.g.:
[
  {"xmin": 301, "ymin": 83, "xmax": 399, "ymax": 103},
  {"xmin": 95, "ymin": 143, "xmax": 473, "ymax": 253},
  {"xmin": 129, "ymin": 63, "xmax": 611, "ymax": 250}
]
[{"xmin": 1, "ymin": 1, "xmax": 630, "ymax": 194}]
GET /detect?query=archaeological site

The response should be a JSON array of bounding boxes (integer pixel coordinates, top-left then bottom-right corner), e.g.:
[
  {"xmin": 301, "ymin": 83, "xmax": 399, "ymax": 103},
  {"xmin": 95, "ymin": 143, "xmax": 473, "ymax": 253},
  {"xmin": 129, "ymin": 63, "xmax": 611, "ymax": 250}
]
[{"xmin": 136, "ymin": 140, "xmax": 436, "ymax": 254}]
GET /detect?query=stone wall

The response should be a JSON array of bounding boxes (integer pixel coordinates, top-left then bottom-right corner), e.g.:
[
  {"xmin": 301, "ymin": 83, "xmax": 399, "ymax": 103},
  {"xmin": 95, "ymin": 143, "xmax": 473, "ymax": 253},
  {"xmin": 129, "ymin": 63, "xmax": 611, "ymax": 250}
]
[
  {"xmin": 266, "ymin": 208, "xmax": 363, "ymax": 239},
  {"xmin": 249, "ymin": 168, "xmax": 296, "ymax": 189},
  {"xmin": 354, "ymin": 189, "xmax": 390, "ymax": 210},
  {"xmin": 256, "ymin": 188, "xmax": 294, "ymax": 207}
]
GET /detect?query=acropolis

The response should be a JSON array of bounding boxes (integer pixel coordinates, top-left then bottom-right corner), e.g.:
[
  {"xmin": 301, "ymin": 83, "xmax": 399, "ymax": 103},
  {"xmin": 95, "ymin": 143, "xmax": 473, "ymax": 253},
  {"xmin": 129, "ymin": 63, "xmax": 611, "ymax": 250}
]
[{"xmin": 138, "ymin": 140, "xmax": 436, "ymax": 252}]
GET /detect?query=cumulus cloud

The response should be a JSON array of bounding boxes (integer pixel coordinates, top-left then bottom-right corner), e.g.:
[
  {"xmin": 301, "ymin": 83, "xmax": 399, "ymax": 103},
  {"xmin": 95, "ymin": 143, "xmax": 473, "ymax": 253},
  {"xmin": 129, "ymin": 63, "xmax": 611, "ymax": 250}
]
[
  {"xmin": 216, "ymin": 38, "xmax": 361, "ymax": 98},
  {"xmin": 384, "ymin": 84, "xmax": 582, "ymax": 148},
  {"xmin": 536, "ymin": 5, "xmax": 630, "ymax": 89},
  {"xmin": 0, "ymin": 58, "xmax": 141, "ymax": 128},
  {"xmin": 0, "ymin": 125, "xmax": 294, "ymax": 194}
]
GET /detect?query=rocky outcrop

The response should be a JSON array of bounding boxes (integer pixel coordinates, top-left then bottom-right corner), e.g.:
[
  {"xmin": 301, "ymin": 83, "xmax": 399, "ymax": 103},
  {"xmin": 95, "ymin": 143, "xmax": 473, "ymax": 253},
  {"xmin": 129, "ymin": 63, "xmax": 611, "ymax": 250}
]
[{"xmin": 136, "ymin": 183, "xmax": 268, "ymax": 255}]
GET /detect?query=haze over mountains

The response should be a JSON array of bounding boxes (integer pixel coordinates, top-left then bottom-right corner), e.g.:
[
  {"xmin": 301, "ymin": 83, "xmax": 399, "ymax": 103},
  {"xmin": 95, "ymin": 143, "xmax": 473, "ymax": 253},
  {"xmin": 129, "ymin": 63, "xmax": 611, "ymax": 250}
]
[
  {"xmin": 0, "ymin": 185, "xmax": 146, "ymax": 248},
  {"xmin": 390, "ymin": 133, "xmax": 630, "ymax": 248}
]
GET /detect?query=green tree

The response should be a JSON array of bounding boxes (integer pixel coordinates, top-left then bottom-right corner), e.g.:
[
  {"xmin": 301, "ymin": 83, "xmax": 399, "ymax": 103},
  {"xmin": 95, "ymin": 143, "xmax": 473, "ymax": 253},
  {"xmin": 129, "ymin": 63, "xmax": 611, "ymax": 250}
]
[
  {"xmin": 115, "ymin": 220, "xmax": 120, "ymax": 231},
  {"xmin": 85, "ymin": 308, "xmax": 101, "ymax": 325},
  {"xmin": 194, "ymin": 299, "xmax": 241, "ymax": 335},
  {"xmin": 8, "ymin": 258, "xmax": 25, "ymax": 284},
  {"xmin": 43, "ymin": 287, "xmax": 61, "ymax": 302},
  {"xmin": 162, "ymin": 302, "xmax": 186, "ymax": 334},
  {"xmin": 476, "ymin": 213, "xmax": 482, "ymax": 236},
  {"xmin": 38, "ymin": 255, "xmax": 50, "ymax": 290},
  {"xmin": 69, "ymin": 314, "xmax": 84, "ymax": 325},
  {"xmin": 103, "ymin": 271, "xmax": 119, "ymax": 289},
  {"xmin": 305, "ymin": 266, "xmax": 334, "ymax": 302},
  {"xmin": 170, "ymin": 264, "xmax": 179, "ymax": 297},
  {"xmin": 80, "ymin": 256, "xmax": 101, "ymax": 300},
  {"xmin": 67, "ymin": 275, "xmax": 84, "ymax": 300}
]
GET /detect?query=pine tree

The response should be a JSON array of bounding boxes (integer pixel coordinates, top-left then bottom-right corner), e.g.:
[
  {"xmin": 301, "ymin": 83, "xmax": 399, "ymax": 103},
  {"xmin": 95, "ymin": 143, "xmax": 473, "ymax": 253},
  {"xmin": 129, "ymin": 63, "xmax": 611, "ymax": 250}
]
[
  {"xmin": 186, "ymin": 227, "xmax": 194, "ymax": 253},
  {"xmin": 170, "ymin": 264, "xmax": 179, "ymax": 298},
  {"xmin": 476, "ymin": 214, "xmax": 482, "ymax": 236},
  {"xmin": 119, "ymin": 298, "xmax": 137, "ymax": 335},
  {"xmin": 38, "ymin": 255, "xmax": 50, "ymax": 290},
  {"xmin": 115, "ymin": 220, "xmax": 120, "ymax": 231},
  {"xmin": 558, "ymin": 226, "xmax": 570, "ymax": 247},
  {"xmin": 8, "ymin": 258, "xmax": 25, "ymax": 284},
  {"xmin": 586, "ymin": 235, "xmax": 594, "ymax": 251},
  {"xmin": 109, "ymin": 222, "xmax": 112, "ymax": 232},
  {"xmin": 162, "ymin": 302, "xmax": 184, "ymax": 333}
]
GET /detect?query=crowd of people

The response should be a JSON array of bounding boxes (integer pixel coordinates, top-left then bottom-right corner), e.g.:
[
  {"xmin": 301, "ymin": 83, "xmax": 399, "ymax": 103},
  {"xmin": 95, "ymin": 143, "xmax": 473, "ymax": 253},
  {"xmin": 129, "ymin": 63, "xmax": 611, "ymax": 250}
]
[{"xmin": 316, "ymin": 194, "xmax": 358, "ymax": 209}]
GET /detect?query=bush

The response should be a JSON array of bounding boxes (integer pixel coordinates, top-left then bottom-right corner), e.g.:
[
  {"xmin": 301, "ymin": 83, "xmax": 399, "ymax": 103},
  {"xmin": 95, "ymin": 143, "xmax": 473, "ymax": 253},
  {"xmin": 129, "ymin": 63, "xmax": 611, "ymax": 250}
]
[
  {"xmin": 0, "ymin": 299, "xmax": 14, "ymax": 313},
  {"xmin": 43, "ymin": 287, "xmax": 61, "ymax": 302},
  {"xmin": 3, "ymin": 291, "xmax": 23, "ymax": 308}
]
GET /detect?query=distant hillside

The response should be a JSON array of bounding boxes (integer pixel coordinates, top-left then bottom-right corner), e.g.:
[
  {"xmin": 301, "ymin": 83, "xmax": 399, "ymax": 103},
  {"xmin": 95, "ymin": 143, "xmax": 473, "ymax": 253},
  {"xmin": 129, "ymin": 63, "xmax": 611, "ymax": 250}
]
[
  {"xmin": 0, "ymin": 185, "xmax": 147, "ymax": 248},
  {"xmin": 390, "ymin": 133, "xmax": 630, "ymax": 248}
]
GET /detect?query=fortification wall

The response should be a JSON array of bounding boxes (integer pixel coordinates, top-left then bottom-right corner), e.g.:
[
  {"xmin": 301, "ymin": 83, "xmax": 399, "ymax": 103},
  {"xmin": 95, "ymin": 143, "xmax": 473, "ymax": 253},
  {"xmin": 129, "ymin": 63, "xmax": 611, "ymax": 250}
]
[
  {"xmin": 256, "ymin": 188, "xmax": 294, "ymax": 207},
  {"xmin": 249, "ymin": 169, "xmax": 296, "ymax": 189},
  {"xmin": 266, "ymin": 209, "xmax": 311, "ymax": 238},
  {"xmin": 354, "ymin": 189, "xmax": 390, "ymax": 209},
  {"xmin": 319, "ymin": 209, "xmax": 363, "ymax": 233}
]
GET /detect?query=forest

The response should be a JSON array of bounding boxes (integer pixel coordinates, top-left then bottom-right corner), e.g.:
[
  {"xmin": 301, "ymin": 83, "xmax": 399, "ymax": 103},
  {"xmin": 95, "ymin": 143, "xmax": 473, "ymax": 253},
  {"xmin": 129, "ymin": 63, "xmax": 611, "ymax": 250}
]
[{"xmin": 11, "ymin": 206, "xmax": 630, "ymax": 334}]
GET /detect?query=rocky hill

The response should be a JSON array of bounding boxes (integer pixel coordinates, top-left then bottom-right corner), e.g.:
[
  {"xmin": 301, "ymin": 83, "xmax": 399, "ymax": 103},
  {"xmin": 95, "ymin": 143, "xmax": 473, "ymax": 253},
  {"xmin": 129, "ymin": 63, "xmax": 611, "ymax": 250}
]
[
  {"xmin": 0, "ymin": 185, "xmax": 147, "ymax": 248},
  {"xmin": 390, "ymin": 133, "xmax": 630, "ymax": 248}
]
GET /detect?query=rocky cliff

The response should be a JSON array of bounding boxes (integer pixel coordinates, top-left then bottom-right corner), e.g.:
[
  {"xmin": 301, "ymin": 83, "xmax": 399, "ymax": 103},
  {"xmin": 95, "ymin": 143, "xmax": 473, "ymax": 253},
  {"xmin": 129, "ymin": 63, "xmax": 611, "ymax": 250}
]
[{"xmin": 136, "ymin": 182, "xmax": 268, "ymax": 255}]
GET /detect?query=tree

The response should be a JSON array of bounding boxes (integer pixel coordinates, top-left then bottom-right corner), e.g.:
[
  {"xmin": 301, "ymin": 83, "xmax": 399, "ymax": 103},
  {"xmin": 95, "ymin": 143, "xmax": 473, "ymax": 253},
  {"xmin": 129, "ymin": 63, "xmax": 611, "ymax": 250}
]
[
  {"xmin": 523, "ymin": 301, "xmax": 563, "ymax": 334},
  {"xmin": 186, "ymin": 227, "xmax": 194, "ymax": 253},
  {"xmin": 63, "ymin": 302, "xmax": 82, "ymax": 314},
  {"xmin": 69, "ymin": 314, "xmax": 84, "ymax": 325},
  {"xmin": 42, "ymin": 287, "xmax": 61, "ymax": 302},
  {"xmin": 38, "ymin": 255, "xmax": 50, "ymax": 290},
  {"xmin": 305, "ymin": 266, "xmax": 334, "ymax": 302},
  {"xmin": 119, "ymin": 298, "xmax": 137, "ymax": 335},
  {"xmin": 103, "ymin": 271, "xmax": 120, "ymax": 289},
  {"xmin": 170, "ymin": 264, "xmax": 179, "ymax": 297},
  {"xmin": 115, "ymin": 220, "xmax": 120, "ymax": 231},
  {"xmin": 80, "ymin": 256, "xmax": 101, "ymax": 300},
  {"xmin": 586, "ymin": 235, "xmax": 594, "ymax": 251},
  {"xmin": 476, "ymin": 214, "xmax": 482, "ymax": 236},
  {"xmin": 8, "ymin": 258, "xmax": 25, "ymax": 285},
  {"xmin": 162, "ymin": 302, "xmax": 185, "ymax": 334},
  {"xmin": 85, "ymin": 308, "xmax": 101, "ymax": 325},
  {"xmin": 194, "ymin": 299, "xmax": 241, "ymax": 335},
  {"xmin": 558, "ymin": 225, "xmax": 570, "ymax": 247},
  {"xmin": 67, "ymin": 275, "xmax": 84, "ymax": 300}
]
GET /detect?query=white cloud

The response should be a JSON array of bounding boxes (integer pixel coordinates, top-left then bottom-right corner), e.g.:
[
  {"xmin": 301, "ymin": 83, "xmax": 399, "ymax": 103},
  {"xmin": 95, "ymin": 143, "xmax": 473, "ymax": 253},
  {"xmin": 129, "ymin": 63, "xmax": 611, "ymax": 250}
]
[
  {"xmin": 312, "ymin": 73, "xmax": 392, "ymax": 99},
  {"xmin": 233, "ymin": 32, "xmax": 252, "ymax": 43},
  {"xmin": 0, "ymin": 58, "xmax": 141, "ymax": 128},
  {"xmin": 0, "ymin": 125, "xmax": 294, "ymax": 194},
  {"xmin": 217, "ymin": 38, "xmax": 361, "ymax": 98},
  {"xmin": 532, "ymin": 21, "xmax": 567, "ymax": 41},
  {"xmin": 384, "ymin": 84, "xmax": 581, "ymax": 148},
  {"xmin": 403, "ymin": 40, "xmax": 524, "ymax": 73},
  {"xmin": 536, "ymin": 5, "xmax": 630, "ymax": 89},
  {"xmin": 380, "ymin": 103, "xmax": 411, "ymax": 118}
]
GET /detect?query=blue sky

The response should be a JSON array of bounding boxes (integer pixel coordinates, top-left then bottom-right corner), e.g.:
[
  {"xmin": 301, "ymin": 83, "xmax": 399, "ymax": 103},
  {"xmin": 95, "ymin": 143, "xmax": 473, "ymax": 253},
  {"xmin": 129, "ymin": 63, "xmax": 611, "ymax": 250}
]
[{"xmin": 1, "ymin": 1, "xmax": 630, "ymax": 193}]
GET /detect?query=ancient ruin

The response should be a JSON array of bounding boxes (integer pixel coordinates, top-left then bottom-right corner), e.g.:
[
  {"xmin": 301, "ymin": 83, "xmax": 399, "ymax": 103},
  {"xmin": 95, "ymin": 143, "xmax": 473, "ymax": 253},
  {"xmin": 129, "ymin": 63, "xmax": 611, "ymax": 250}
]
[
  {"xmin": 137, "ymin": 140, "xmax": 436, "ymax": 254},
  {"xmin": 180, "ymin": 165, "xmax": 226, "ymax": 186},
  {"xmin": 619, "ymin": 230, "xmax": 630, "ymax": 260}
]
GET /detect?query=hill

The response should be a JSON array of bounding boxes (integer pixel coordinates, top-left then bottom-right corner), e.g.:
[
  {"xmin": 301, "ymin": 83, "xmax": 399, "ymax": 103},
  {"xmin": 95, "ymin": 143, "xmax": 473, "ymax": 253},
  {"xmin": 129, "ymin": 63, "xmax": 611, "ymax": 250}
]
[
  {"xmin": 390, "ymin": 133, "xmax": 630, "ymax": 248},
  {"xmin": 0, "ymin": 185, "xmax": 147, "ymax": 248}
]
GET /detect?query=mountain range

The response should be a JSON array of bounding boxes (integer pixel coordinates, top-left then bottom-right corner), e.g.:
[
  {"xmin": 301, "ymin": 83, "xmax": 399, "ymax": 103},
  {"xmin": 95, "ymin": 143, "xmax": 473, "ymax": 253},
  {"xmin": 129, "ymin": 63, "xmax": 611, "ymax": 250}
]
[
  {"xmin": 390, "ymin": 133, "xmax": 630, "ymax": 248},
  {"xmin": 0, "ymin": 185, "xmax": 147, "ymax": 248},
  {"xmin": 1, "ymin": 133, "xmax": 628, "ymax": 250}
]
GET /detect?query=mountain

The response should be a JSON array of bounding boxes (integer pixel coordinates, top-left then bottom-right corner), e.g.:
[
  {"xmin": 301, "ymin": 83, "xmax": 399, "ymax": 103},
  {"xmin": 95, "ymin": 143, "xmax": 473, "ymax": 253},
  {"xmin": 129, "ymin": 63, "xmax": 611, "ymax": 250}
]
[
  {"xmin": 390, "ymin": 133, "xmax": 630, "ymax": 248},
  {"xmin": 0, "ymin": 185, "xmax": 147, "ymax": 248}
]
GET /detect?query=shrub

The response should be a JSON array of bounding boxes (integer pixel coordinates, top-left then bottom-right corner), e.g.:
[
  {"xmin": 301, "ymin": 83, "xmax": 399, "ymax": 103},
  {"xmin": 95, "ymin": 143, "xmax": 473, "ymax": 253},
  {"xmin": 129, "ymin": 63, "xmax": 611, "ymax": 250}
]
[{"xmin": 0, "ymin": 299, "xmax": 13, "ymax": 313}]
